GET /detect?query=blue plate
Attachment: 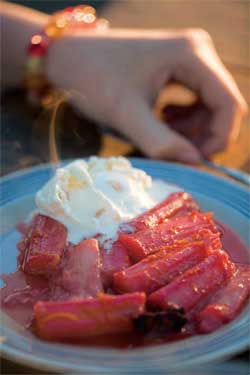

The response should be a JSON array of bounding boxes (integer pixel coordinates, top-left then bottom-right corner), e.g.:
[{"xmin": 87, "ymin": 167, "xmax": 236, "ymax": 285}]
[{"xmin": 0, "ymin": 159, "xmax": 249, "ymax": 374}]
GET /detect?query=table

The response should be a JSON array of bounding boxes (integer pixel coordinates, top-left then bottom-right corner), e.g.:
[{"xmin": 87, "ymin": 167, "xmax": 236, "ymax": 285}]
[{"xmin": 1, "ymin": 1, "xmax": 249, "ymax": 374}]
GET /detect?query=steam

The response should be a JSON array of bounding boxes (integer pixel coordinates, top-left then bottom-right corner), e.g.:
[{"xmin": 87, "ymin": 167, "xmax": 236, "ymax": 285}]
[
  {"xmin": 47, "ymin": 90, "xmax": 72, "ymax": 166},
  {"xmin": 49, "ymin": 97, "xmax": 61, "ymax": 164}
]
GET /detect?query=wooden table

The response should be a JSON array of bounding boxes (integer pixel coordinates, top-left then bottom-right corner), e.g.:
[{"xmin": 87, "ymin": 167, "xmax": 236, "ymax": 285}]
[{"xmin": 1, "ymin": 1, "xmax": 249, "ymax": 374}]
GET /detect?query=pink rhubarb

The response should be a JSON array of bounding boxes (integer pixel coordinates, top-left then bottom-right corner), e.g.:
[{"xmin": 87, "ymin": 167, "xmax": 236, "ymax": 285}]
[
  {"xmin": 119, "ymin": 212, "xmax": 219, "ymax": 262},
  {"xmin": 113, "ymin": 235, "xmax": 219, "ymax": 294},
  {"xmin": 61, "ymin": 239, "xmax": 103, "ymax": 298},
  {"xmin": 197, "ymin": 265, "xmax": 250, "ymax": 333},
  {"xmin": 101, "ymin": 241, "xmax": 130, "ymax": 288},
  {"xmin": 119, "ymin": 192, "xmax": 199, "ymax": 233},
  {"xmin": 34, "ymin": 292, "xmax": 146, "ymax": 340},
  {"xmin": 19, "ymin": 214, "xmax": 67, "ymax": 275},
  {"xmin": 148, "ymin": 251, "xmax": 235, "ymax": 313}
]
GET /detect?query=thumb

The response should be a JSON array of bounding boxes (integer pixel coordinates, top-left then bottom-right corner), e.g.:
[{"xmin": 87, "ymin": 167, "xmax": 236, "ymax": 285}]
[{"xmin": 112, "ymin": 96, "xmax": 202, "ymax": 164}]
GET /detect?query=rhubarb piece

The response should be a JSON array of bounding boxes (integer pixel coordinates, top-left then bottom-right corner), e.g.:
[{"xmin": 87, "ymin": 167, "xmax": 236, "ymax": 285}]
[
  {"xmin": 197, "ymin": 265, "xmax": 250, "ymax": 333},
  {"xmin": 148, "ymin": 251, "xmax": 235, "ymax": 313},
  {"xmin": 120, "ymin": 192, "xmax": 199, "ymax": 233},
  {"xmin": 20, "ymin": 214, "xmax": 67, "ymax": 275},
  {"xmin": 113, "ymin": 238, "xmax": 218, "ymax": 294},
  {"xmin": 119, "ymin": 212, "xmax": 219, "ymax": 262},
  {"xmin": 34, "ymin": 292, "xmax": 146, "ymax": 341},
  {"xmin": 101, "ymin": 241, "xmax": 130, "ymax": 288},
  {"xmin": 61, "ymin": 239, "xmax": 103, "ymax": 298}
]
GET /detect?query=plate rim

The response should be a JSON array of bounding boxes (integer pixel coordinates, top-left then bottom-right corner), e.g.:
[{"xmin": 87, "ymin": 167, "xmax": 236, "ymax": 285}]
[{"xmin": 0, "ymin": 158, "xmax": 249, "ymax": 194}]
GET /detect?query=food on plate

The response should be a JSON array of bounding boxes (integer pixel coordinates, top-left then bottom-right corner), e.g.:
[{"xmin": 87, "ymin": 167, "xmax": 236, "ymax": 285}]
[
  {"xmin": 113, "ymin": 235, "xmax": 220, "ymax": 294},
  {"xmin": 18, "ymin": 214, "xmax": 67, "ymax": 275},
  {"xmin": 197, "ymin": 265, "xmax": 250, "ymax": 333},
  {"xmin": 35, "ymin": 157, "xmax": 179, "ymax": 244},
  {"xmin": 147, "ymin": 251, "xmax": 235, "ymax": 312},
  {"xmin": 34, "ymin": 292, "xmax": 146, "ymax": 341},
  {"xmin": 118, "ymin": 212, "xmax": 218, "ymax": 262},
  {"xmin": 119, "ymin": 191, "xmax": 199, "ymax": 233},
  {"xmin": 59, "ymin": 239, "xmax": 103, "ymax": 298},
  {"xmin": 100, "ymin": 240, "xmax": 130, "ymax": 287},
  {"xmin": 1, "ymin": 157, "xmax": 249, "ymax": 347}
]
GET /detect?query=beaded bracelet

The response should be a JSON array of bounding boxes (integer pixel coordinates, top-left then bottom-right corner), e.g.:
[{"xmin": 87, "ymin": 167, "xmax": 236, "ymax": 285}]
[{"xmin": 25, "ymin": 5, "xmax": 109, "ymax": 107}]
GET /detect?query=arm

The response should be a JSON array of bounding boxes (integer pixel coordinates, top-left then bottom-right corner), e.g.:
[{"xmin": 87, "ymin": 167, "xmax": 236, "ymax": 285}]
[
  {"xmin": 1, "ymin": 2, "xmax": 48, "ymax": 89},
  {"xmin": 1, "ymin": 2, "xmax": 247, "ymax": 162}
]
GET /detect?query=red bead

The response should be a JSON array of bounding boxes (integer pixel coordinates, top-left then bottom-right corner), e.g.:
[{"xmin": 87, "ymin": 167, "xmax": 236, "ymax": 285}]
[
  {"xmin": 27, "ymin": 35, "xmax": 49, "ymax": 56},
  {"xmin": 64, "ymin": 7, "xmax": 74, "ymax": 13}
]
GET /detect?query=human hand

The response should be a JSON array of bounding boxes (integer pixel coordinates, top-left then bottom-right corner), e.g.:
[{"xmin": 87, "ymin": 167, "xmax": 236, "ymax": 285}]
[{"xmin": 47, "ymin": 29, "xmax": 247, "ymax": 164}]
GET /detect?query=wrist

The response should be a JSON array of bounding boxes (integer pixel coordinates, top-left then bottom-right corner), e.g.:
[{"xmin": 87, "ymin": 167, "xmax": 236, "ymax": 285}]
[
  {"xmin": 45, "ymin": 35, "xmax": 77, "ymax": 91},
  {"xmin": 25, "ymin": 5, "xmax": 109, "ymax": 106},
  {"xmin": 1, "ymin": 2, "xmax": 48, "ymax": 89}
]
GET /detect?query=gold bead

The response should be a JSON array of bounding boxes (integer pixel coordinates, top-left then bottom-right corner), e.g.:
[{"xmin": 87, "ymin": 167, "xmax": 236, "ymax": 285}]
[
  {"xmin": 31, "ymin": 35, "xmax": 42, "ymax": 45},
  {"xmin": 45, "ymin": 23, "xmax": 63, "ymax": 38},
  {"xmin": 96, "ymin": 18, "xmax": 109, "ymax": 31},
  {"xmin": 76, "ymin": 5, "xmax": 96, "ymax": 15}
]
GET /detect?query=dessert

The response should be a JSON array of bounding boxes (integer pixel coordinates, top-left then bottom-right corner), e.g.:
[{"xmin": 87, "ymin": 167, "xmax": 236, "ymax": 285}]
[
  {"xmin": 35, "ymin": 157, "xmax": 179, "ymax": 244},
  {"xmin": 35, "ymin": 292, "xmax": 146, "ymax": 341},
  {"xmin": 147, "ymin": 251, "xmax": 235, "ymax": 312},
  {"xmin": 118, "ymin": 212, "xmax": 218, "ymax": 261},
  {"xmin": 18, "ymin": 214, "xmax": 67, "ymax": 275},
  {"xmin": 1, "ymin": 157, "xmax": 249, "ymax": 347},
  {"xmin": 113, "ymin": 237, "xmax": 220, "ymax": 295},
  {"xmin": 197, "ymin": 265, "xmax": 250, "ymax": 333}
]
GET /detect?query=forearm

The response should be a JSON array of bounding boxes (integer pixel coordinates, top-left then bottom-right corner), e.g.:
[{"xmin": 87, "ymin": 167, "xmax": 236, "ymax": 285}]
[{"xmin": 1, "ymin": 2, "xmax": 48, "ymax": 89}]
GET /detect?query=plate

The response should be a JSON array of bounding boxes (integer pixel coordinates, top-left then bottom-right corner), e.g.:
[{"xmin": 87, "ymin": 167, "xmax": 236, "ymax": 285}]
[{"xmin": 0, "ymin": 158, "xmax": 249, "ymax": 374}]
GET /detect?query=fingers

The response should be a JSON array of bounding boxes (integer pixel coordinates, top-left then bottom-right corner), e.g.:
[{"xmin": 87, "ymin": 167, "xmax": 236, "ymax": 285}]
[
  {"xmin": 201, "ymin": 101, "xmax": 244, "ymax": 156},
  {"xmin": 149, "ymin": 126, "xmax": 202, "ymax": 164},
  {"xmin": 112, "ymin": 95, "xmax": 202, "ymax": 164},
  {"xmin": 195, "ymin": 55, "xmax": 247, "ymax": 157},
  {"xmin": 173, "ymin": 30, "xmax": 248, "ymax": 156}
]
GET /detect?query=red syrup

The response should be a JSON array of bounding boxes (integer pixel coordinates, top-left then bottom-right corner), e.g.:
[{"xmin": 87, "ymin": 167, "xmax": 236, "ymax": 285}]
[
  {"xmin": 1, "ymin": 269, "xmax": 49, "ymax": 328},
  {"xmin": 0, "ymin": 220, "xmax": 249, "ymax": 348},
  {"xmin": 215, "ymin": 220, "xmax": 249, "ymax": 264}
]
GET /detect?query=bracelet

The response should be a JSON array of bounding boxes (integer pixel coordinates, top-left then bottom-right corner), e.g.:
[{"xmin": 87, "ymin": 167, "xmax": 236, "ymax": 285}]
[{"xmin": 25, "ymin": 5, "xmax": 109, "ymax": 107}]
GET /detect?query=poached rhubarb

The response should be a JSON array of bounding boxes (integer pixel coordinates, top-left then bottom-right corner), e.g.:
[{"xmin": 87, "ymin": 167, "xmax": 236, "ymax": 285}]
[
  {"xmin": 34, "ymin": 292, "xmax": 146, "ymax": 340},
  {"xmin": 148, "ymin": 251, "xmax": 235, "ymax": 313},
  {"xmin": 101, "ymin": 241, "xmax": 130, "ymax": 288},
  {"xmin": 113, "ymin": 236, "xmax": 219, "ymax": 294},
  {"xmin": 119, "ymin": 212, "xmax": 219, "ymax": 262},
  {"xmin": 197, "ymin": 265, "xmax": 250, "ymax": 333},
  {"xmin": 19, "ymin": 214, "xmax": 67, "ymax": 275},
  {"xmin": 119, "ymin": 192, "xmax": 199, "ymax": 233},
  {"xmin": 60, "ymin": 239, "xmax": 103, "ymax": 298}
]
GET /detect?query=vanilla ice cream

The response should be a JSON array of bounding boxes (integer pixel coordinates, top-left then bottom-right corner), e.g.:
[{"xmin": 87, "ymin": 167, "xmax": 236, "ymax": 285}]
[{"xmin": 36, "ymin": 157, "xmax": 180, "ymax": 244}]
